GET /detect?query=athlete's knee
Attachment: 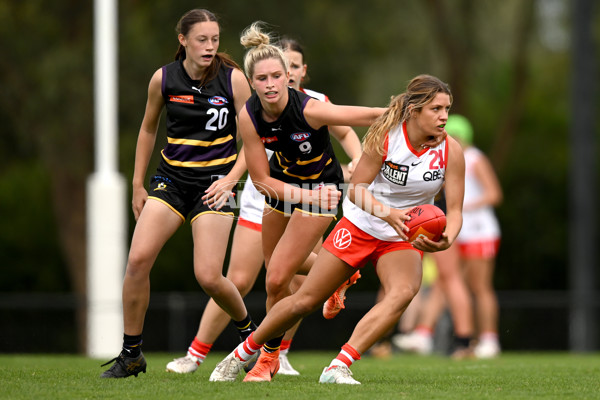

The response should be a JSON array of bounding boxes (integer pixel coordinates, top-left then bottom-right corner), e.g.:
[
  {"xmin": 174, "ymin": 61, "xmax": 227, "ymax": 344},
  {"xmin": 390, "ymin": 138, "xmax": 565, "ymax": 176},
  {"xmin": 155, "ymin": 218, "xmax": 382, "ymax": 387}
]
[
  {"xmin": 195, "ymin": 268, "xmax": 223, "ymax": 295},
  {"xmin": 384, "ymin": 285, "xmax": 420, "ymax": 313},
  {"xmin": 265, "ymin": 271, "xmax": 292, "ymax": 298},
  {"xmin": 288, "ymin": 292, "xmax": 321, "ymax": 317},
  {"xmin": 229, "ymin": 272, "xmax": 256, "ymax": 296},
  {"xmin": 125, "ymin": 249, "xmax": 154, "ymax": 279}
]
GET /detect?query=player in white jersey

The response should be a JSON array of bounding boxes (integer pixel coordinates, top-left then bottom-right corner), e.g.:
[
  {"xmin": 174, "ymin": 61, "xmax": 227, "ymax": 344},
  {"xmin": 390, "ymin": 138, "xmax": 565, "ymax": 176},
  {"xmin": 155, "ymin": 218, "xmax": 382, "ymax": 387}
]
[
  {"xmin": 450, "ymin": 115, "xmax": 502, "ymax": 358},
  {"xmin": 209, "ymin": 74, "xmax": 465, "ymax": 385},
  {"xmin": 166, "ymin": 37, "xmax": 362, "ymax": 375},
  {"xmin": 395, "ymin": 115, "xmax": 501, "ymax": 359}
]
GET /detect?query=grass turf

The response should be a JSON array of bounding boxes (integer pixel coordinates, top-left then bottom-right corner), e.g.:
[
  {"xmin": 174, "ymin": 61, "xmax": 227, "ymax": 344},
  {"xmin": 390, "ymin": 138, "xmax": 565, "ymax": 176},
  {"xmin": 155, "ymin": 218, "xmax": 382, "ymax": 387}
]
[{"xmin": 0, "ymin": 352, "xmax": 599, "ymax": 399}]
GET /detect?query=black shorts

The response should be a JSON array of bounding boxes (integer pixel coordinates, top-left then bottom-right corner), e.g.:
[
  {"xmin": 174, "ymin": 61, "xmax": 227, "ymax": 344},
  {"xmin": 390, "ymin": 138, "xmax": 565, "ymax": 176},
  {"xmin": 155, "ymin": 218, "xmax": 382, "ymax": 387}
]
[{"xmin": 148, "ymin": 173, "xmax": 236, "ymax": 223}]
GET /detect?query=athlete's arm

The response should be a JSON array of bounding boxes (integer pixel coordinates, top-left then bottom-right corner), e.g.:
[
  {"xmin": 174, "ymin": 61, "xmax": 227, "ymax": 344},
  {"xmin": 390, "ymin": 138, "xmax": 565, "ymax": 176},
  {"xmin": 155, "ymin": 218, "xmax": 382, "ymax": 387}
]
[
  {"xmin": 132, "ymin": 68, "xmax": 164, "ymax": 220},
  {"xmin": 228, "ymin": 67, "xmax": 252, "ymax": 182},
  {"xmin": 325, "ymin": 98, "xmax": 363, "ymax": 168},
  {"xmin": 202, "ymin": 68, "xmax": 252, "ymax": 209},
  {"xmin": 466, "ymin": 151, "xmax": 502, "ymax": 211},
  {"xmin": 329, "ymin": 124, "xmax": 362, "ymax": 167},
  {"xmin": 231, "ymin": 68, "xmax": 252, "ymax": 117},
  {"xmin": 303, "ymin": 98, "xmax": 386, "ymax": 129},
  {"xmin": 413, "ymin": 136, "xmax": 465, "ymax": 252}
]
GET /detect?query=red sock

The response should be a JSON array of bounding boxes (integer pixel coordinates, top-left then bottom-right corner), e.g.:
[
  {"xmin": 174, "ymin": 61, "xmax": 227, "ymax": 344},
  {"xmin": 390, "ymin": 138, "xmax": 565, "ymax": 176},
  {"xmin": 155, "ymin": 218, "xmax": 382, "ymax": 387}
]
[
  {"xmin": 280, "ymin": 339, "xmax": 292, "ymax": 355},
  {"xmin": 234, "ymin": 332, "xmax": 262, "ymax": 362},
  {"xmin": 415, "ymin": 325, "xmax": 433, "ymax": 336},
  {"xmin": 188, "ymin": 338, "xmax": 212, "ymax": 364},
  {"xmin": 329, "ymin": 343, "xmax": 361, "ymax": 369}
]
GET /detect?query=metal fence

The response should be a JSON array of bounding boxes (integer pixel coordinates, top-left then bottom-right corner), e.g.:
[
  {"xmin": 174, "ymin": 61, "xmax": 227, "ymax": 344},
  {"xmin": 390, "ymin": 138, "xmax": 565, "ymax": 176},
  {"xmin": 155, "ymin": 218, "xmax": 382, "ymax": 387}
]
[{"xmin": 0, "ymin": 291, "xmax": 598, "ymax": 354}]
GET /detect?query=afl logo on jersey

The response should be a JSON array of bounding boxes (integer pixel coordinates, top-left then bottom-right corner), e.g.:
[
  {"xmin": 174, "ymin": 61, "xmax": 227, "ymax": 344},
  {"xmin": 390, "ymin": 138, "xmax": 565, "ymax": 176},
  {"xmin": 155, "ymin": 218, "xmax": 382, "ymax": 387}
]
[
  {"xmin": 382, "ymin": 161, "xmax": 409, "ymax": 186},
  {"xmin": 290, "ymin": 132, "xmax": 311, "ymax": 142},
  {"xmin": 208, "ymin": 96, "xmax": 228, "ymax": 106}
]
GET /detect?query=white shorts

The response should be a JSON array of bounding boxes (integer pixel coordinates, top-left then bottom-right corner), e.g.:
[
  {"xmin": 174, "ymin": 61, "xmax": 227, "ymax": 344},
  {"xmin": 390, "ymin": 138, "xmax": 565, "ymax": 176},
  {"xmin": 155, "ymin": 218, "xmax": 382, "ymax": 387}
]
[
  {"xmin": 238, "ymin": 174, "xmax": 265, "ymax": 230},
  {"xmin": 237, "ymin": 149, "xmax": 274, "ymax": 231}
]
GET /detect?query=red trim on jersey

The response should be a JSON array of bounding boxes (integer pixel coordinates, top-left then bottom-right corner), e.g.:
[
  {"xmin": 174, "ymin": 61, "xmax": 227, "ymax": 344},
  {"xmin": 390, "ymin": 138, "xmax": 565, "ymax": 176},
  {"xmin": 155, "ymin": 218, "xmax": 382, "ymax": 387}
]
[
  {"xmin": 237, "ymin": 217, "xmax": 262, "ymax": 232},
  {"xmin": 443, "ymin": 136, "xmax": 449, "ymax": 168},
  {"xmin": 402, "ymin": 121, "xmax": 428, "ymax": 157},
  {"xmin": 382, "ymin": 132, "xmax": 390, "ymax": 163}
]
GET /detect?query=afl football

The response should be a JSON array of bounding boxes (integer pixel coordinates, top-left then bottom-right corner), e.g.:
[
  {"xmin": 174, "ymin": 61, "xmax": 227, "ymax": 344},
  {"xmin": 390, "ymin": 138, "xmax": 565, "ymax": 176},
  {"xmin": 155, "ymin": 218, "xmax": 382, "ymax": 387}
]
[{"xmin": 405, "ymin": 204, "xmax": 446, "ymax": 242}]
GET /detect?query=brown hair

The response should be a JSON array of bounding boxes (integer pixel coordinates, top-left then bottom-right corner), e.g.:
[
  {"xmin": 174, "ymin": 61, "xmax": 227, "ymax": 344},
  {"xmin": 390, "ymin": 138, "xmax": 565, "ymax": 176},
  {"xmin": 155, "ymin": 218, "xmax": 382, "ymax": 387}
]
[
  {"xmin": 174, "ymin": 9, "xmax": 242, "ymax": 87},
  {"xmin": 363, "ymin": 74, "xmax": 453, "ymax": 156},
  {"xmin": 278, "ymin": 36, "xmax": 310, "ymax": 85},
  {"xmin": 279, "ymin": 37, "xmax": 305, "ymax": 57},
  {"xmin": 240, "ymin": 22, "xmax": 288, "ymax": 79}
]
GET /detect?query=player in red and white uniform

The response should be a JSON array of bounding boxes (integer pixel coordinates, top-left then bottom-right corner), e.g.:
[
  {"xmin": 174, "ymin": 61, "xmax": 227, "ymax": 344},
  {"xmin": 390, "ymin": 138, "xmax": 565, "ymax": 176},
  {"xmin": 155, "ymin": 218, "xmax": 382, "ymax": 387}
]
[
  {"xmin": 451, "ymin": 115, "xmax": 502, "ymax": 358},
  {"xmin": 395, "ymin": 115, "xmax": 502, "ymax": 359},
  {"xmin": 209, "ymin": 74, "xmax": 465, "ymax": 385}
]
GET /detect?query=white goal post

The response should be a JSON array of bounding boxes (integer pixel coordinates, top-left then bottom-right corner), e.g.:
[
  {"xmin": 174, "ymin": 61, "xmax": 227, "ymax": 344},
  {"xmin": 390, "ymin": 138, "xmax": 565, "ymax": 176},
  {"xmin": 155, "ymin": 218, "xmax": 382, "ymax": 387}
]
[{"xmin": 86, "ymin": 0, "xmax": 126, "ymax": 358}]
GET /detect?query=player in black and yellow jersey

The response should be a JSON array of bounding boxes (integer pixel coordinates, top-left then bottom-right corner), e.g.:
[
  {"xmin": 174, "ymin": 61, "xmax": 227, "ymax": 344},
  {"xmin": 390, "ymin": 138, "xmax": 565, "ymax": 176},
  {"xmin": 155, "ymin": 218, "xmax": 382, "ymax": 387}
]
[
  {"xmin": 101, "ymin": 9, "xmax": 256, "ymax": 378},
  {"xmin": 209, "ymin": 22, "xmax": 385, "ymax": 383}
]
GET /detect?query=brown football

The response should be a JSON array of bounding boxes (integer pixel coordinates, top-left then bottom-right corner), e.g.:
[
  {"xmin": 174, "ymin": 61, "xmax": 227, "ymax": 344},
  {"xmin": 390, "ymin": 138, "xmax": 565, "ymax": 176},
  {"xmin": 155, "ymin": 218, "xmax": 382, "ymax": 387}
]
[{"xmin": 405, "ymin": 204, "xmax": 446, "ymax": 242}]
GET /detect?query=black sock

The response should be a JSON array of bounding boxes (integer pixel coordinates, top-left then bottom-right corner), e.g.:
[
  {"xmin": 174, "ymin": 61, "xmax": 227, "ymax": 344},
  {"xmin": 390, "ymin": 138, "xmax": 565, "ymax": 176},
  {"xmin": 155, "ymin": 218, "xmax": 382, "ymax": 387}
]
[
  {"xmin": 263, "ymin": 334, "xmax": 284, "ymax": 353},
  {"xmin": 122, "ymin": 334, "xmax": 142, "ymax": 357},
  {"xmin": 234, "ymin": 314, "xmax": 256, "ymax": 341},
  {"xmin": 453, "ymin": 336, "xmax": 471, "ymax": 349}
]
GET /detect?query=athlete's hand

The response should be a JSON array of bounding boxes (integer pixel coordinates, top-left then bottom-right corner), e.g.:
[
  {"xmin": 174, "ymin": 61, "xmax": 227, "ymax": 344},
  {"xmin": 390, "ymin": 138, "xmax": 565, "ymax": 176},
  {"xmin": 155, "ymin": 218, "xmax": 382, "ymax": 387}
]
[
  {"xmin": 412, "ymin": 232, "xmax": 451, "ymax": 252},
  {"xmin": 202, "ymin": 178, "xmax": 236, "ymax": 211},
  {"xmin": 381, "ymin": 208, "xmax": 411, "ymax": 241},
  {"xmin": 132, "ymin": 186, "xmax": 148, "ymax": 221},
  {"xmin": 312, "ymin": 185, "xmax": 341, "ymax": 210},
  {"xmin": 420, "ymin": 129, "xmax": 448, "ymax": 149}
]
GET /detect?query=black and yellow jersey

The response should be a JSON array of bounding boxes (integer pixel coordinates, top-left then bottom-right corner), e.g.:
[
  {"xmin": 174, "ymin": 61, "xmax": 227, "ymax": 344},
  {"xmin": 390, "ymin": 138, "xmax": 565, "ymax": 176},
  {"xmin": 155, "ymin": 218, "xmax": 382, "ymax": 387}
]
[
  {"xmin": 160, "ymin": 59, "xmax": 238, "ymax": 183},
  {"xmin": 245, "ymin": 87, "xmax": 343, "ymax": 188}
]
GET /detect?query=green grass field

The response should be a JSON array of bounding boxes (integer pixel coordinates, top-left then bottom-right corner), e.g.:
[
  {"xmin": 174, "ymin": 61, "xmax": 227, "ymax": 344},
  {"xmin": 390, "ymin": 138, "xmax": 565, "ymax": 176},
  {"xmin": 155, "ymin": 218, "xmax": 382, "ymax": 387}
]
[{"xmin": 1, "ymin": 352, "xmax": 598, "ymax": 399}]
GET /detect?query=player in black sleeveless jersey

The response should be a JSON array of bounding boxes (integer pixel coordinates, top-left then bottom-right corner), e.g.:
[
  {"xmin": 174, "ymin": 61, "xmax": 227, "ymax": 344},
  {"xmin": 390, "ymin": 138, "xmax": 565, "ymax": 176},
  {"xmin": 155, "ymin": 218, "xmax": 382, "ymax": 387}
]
[
  {"xmin": 101, "ymin": 9, "xmax": 256, "ymax": 378},
  {"xmin": 208, "ymin": 22, "xmax": 385, "ymax": 383},
  {"xmin": 165, "ymin": 37, "xmax": 365, "ymax": 375}
]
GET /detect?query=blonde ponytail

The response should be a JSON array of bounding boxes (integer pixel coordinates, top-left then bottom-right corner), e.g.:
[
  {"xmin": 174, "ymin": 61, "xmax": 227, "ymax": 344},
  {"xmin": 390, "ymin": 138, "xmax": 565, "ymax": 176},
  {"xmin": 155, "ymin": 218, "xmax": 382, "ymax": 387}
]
[{"xmin": 240, "ymin": 22, "xmax": 288, "ymax": 79}]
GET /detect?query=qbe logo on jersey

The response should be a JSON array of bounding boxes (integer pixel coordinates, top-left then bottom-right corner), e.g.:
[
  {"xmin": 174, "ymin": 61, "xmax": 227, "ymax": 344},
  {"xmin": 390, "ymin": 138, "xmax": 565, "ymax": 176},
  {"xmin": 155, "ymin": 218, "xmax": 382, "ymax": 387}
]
[{"xmin": 333, "ymin": 228, "xmax": 352, "ymax": 250}]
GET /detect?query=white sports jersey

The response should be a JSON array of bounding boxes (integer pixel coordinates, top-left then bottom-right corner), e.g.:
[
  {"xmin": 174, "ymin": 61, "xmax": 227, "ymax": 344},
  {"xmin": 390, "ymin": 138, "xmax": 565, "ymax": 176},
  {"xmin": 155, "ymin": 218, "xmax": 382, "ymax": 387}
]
[
  {"xmin": 456, "ymin": 147, "xmax": 500, "ymax": 243},
  {"xmin": 343, "ymin": 122, "xmax": 447, "ymax": 241}
]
